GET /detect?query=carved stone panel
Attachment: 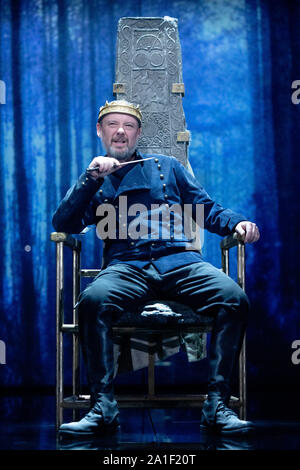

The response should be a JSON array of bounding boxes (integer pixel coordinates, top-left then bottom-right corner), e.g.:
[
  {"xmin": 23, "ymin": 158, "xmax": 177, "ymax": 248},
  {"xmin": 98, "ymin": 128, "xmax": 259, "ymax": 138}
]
[{"xmin": 114, "ymin": 17, "xmax": 190, "ymax": 167}]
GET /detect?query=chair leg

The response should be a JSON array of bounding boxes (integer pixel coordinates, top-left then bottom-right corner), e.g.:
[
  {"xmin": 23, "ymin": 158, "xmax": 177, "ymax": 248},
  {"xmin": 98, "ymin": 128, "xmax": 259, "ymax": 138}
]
[
  {"xmin": 72, "ymin": 332, "xmax": 80, "ymax": 421},
  {"xmin": 72, "ymin": 247, "xmax": 81, "ymax": 421},
  {"xmin": 56, "ymin": 329, "xmax": 63, "ymax": 429},
  {"xmin": 148, "ymin": 352, "xmax": 155, "ymax": 397},
  {"xmin": 239, "ymin": 338, "xmax": 247, "ymax": 420},
  {"xmin": 56, "ymin": 241, "xmax": 64, "ymax": 430}
]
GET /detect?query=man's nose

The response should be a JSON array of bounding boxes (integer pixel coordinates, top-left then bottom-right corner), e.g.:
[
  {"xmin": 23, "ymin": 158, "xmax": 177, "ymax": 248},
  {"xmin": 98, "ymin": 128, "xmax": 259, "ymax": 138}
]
[{"xmin": 117, "ymin": 126, "xmax": 125, "ymax": 134}]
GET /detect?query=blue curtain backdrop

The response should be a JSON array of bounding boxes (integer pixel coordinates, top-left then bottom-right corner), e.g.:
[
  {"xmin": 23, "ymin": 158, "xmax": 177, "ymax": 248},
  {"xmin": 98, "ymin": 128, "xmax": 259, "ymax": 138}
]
[{"xmin": 1, "ymin": 0, "xmax": 300, "ymax": 419}]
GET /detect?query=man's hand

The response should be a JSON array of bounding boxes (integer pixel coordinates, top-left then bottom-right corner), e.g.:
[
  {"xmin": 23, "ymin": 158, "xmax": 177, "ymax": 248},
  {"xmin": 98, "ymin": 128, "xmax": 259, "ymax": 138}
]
[
  {"xmin": 87, "ymin": 156, "xmax": 121, "ymax": 179},
  {"xmin": 234, "ymin": 221, "xmax": 260, "ymax": 244}
]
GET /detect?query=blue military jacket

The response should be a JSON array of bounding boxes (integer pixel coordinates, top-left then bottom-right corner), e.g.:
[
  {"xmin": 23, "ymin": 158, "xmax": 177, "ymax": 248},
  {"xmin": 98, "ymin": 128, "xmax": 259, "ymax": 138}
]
[{"xmin": 52, "ymin": 152, "xmax": 246, "ymax": 273}]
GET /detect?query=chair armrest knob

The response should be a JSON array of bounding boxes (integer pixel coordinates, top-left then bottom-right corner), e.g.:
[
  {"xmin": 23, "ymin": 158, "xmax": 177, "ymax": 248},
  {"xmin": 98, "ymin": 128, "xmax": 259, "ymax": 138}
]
[{"xmin": 220, "ymin": 232, "xmax": 243, "ymax": 250}]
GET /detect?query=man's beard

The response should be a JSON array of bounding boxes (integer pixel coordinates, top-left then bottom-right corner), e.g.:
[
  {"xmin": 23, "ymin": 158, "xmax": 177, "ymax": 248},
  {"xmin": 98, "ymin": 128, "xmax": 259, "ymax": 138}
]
[{"xmin": 105, "ymin": 142, "xmax": 137, "ymax": 161}]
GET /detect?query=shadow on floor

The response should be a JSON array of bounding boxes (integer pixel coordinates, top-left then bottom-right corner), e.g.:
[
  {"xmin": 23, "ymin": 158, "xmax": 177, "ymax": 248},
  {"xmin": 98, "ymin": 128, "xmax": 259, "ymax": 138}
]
[
  {"xmin": 1, "ymin": 394, "xmax": 300, "ymax": 453},
  {"xmin": 1, "ymin": 408, "xmax": 300, "ymax": 452}
]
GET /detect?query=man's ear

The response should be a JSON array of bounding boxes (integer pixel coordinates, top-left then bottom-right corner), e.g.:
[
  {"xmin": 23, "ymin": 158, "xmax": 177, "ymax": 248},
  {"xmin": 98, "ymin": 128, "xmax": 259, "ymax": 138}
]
[{"xmin": 96, "ymin": 122, "xmax": 102, "ymax": 138}]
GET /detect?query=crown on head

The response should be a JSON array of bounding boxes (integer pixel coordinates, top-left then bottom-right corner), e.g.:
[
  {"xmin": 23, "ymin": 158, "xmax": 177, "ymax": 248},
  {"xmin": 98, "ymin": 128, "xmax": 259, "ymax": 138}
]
[{"xmin": 98, "ymin": 100, "xmax": 142, "ymax": 125}]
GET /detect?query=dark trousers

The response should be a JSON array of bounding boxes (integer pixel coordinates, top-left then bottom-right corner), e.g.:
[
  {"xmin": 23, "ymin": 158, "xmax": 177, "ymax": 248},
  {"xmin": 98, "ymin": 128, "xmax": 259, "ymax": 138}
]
[{"xmin": 78, "ymin": 261, "xmax": 250, "ymax": 423}]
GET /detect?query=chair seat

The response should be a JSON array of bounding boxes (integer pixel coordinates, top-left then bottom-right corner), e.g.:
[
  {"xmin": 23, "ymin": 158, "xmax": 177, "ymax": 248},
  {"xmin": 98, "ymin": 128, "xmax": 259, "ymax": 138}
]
[
  {"xmin": 114, "ymin": 300, "xmax": 214, "ymax": 329},
  {"xmin": 112, "ymin": 300, "xmax": 210, "ymax": 377}
]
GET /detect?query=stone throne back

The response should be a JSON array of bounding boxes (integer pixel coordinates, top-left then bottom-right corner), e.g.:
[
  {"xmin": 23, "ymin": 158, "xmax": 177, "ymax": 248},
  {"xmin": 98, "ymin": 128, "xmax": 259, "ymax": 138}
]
[{"xmin": 113, "ymin": 16, "xmax": 190, "ymax": 168}]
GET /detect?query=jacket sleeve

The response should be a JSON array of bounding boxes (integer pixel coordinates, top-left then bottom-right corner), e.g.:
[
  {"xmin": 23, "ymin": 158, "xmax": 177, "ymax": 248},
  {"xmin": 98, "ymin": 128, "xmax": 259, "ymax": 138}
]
[
  {"xmin": 52, "ymin": 172, "xmax": 103, "ymax": 234},
  {"xmin": 173, "ymin": 159, "xmax": 247, "ymax": 237}
]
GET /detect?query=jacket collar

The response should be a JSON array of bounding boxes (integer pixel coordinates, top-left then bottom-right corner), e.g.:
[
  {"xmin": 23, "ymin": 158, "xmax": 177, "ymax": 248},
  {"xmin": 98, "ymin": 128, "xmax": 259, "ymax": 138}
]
[{"xmin": 101, "ymin": 151, "xmax": 151, "ymax": 201}]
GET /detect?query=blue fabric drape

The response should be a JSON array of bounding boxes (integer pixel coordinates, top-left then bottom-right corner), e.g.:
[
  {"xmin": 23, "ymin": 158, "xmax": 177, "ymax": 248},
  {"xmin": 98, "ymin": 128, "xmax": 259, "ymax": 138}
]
[{"xmin": 1, "ymin": 0, "xmax": 300, "ymax": 417}]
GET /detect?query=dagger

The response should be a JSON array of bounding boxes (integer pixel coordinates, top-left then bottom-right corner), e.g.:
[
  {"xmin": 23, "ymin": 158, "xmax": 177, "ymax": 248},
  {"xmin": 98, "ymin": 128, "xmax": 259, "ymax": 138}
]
[{"xmin": 86, "ymin": 157, "xmax": 155, "ymax": 172}]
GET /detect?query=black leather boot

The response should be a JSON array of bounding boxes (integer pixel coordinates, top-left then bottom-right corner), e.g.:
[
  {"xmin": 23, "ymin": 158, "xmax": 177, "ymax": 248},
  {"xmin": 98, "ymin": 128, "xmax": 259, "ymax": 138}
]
[
  {"xmin": 200, "ymin": 307, "xmax": 254, "ymax": 435},
  {"xmin": 200, "ymin": 398, "xmax": 254, "ymax": 435},
  {"xmin": 59, "ymin": 398, "xmax": 120, "ymax": 436},
  {"xmin": 59, "ymin": 301, "xmax": 120, "ymax": 436}
]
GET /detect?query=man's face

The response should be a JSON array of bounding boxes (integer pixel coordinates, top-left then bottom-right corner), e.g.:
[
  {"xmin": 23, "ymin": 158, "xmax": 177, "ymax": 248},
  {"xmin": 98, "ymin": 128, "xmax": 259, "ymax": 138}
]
[{"xmin": 97, "ymin": 113, "xmax": 141, "ymax": 161}]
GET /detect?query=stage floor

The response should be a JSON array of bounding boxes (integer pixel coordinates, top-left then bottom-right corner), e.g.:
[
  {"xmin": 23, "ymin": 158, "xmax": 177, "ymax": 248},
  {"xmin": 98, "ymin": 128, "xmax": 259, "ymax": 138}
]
[{"xmin": 0, "ymin": 394, "xmax": 300, "ymax": 453}]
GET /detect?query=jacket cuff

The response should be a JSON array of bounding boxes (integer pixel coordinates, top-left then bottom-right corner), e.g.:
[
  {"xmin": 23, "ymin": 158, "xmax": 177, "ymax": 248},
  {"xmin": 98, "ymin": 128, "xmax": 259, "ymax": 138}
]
[
  {"xmin": 82, "ymin": 170, "xmax": 104, "ymax": 187},
  {"xmin": 230, "ymin": 218, "xmax": 248, "ymax": 233},
  {"xmin": 76, "ymin": 170, "xmax": 104, "ymax": 192},
  {"xmin": 66, "ymin": 172, "xmax": 103, "ymax": 208}
]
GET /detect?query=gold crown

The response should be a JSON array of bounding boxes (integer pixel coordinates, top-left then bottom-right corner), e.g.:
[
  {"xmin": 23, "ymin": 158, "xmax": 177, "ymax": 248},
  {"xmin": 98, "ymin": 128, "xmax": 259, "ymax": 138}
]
[{"xmin": 98, "ymin": 100, "xmax": 142, "ymax": 125}]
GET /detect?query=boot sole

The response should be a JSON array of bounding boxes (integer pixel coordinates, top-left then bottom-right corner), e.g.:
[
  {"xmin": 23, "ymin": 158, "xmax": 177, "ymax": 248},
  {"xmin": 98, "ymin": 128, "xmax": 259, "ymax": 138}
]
[
  {"xmin": 58, "ymin": 424, "xmax": 120, "ymax": 438},
  {"xmin": 200, "ymin": 423, "xmax": 255, "ymax": 436}
]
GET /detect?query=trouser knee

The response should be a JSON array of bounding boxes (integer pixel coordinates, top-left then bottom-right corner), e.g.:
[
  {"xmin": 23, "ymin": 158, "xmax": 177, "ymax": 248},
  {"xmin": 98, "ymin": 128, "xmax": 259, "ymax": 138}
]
[
  {"xmin": 77, "ymin": 283, "xmax": 119, "ymax": 330},
  {"xmin": 220, "ymin": 281, "xmax": 250, "ymax": 321}
]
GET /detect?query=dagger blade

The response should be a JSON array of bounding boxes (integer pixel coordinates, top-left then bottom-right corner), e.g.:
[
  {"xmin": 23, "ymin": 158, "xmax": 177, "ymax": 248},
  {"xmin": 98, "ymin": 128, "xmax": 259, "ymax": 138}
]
[{"xmin": 86, "ymin": 157, "xmax": 155, "ymax": 172}]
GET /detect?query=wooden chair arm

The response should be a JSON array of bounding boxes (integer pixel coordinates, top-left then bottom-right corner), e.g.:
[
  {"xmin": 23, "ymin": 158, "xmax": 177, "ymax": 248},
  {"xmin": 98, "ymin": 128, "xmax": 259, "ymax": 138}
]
[
  {"xmin": 220, "ymin": 232, "xmax": 244, "ymax": 250},
  {"xmin": 50, "ymin": 232, "xmax": 81, "ymax": 251}
]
